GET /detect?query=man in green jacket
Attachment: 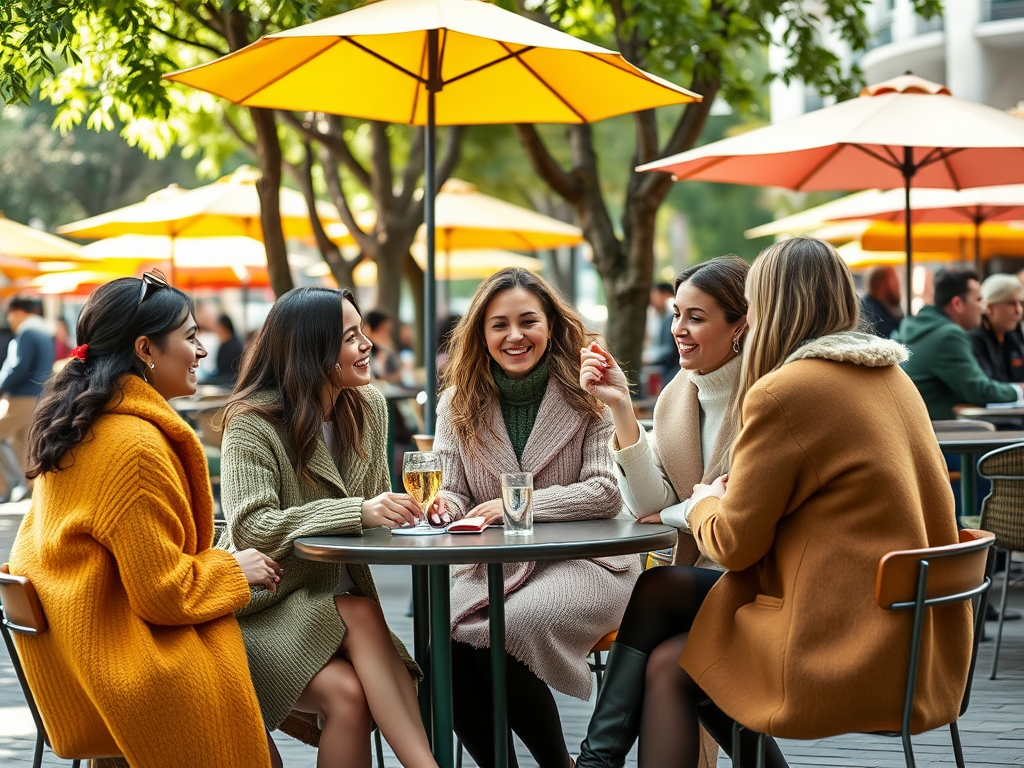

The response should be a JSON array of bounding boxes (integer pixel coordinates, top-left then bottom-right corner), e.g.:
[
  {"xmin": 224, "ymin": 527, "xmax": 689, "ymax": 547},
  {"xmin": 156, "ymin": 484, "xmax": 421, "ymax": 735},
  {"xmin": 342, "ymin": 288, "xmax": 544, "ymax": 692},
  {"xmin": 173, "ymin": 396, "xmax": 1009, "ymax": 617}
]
[{"xmin": 896, "ymin": 269, "xmax": 1021, "ymax": 420}]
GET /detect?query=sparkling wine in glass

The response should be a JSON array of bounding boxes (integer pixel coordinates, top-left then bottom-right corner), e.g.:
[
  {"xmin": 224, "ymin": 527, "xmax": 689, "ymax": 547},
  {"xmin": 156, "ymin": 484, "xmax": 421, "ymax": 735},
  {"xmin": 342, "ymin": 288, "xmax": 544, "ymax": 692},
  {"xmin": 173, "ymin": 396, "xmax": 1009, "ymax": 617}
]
[{"xmin": 403, "ymin": 451, "xmax": 442, "ymax": 528}]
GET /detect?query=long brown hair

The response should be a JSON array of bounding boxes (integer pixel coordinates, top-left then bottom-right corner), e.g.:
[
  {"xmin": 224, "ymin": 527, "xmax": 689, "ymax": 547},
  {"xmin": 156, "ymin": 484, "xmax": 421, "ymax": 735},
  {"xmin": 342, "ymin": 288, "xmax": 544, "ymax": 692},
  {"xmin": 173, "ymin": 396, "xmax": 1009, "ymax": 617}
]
[
  {"xmin": 739, "ymin": 237, "xmax": 859, "ymax": 420},
  {"xmin": 221, "ymin": 287, "xmax": 367, "ymax": 484},
  {"xmin": 441, "ymin": 268, "xmax": 603, "ymax": 449}
]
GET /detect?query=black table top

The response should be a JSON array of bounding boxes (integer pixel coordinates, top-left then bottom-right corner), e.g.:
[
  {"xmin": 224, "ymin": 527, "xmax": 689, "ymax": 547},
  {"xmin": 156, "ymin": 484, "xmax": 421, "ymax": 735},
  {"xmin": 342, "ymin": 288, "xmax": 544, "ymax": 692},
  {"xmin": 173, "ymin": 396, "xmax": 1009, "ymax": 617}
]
[
  {"xmin": 934, "ymin": 429, "xmax": 1024, "ymax": 453},
  {"xmin": 294, "ymin": 518, "xmax": 677, "ymax": 566}
]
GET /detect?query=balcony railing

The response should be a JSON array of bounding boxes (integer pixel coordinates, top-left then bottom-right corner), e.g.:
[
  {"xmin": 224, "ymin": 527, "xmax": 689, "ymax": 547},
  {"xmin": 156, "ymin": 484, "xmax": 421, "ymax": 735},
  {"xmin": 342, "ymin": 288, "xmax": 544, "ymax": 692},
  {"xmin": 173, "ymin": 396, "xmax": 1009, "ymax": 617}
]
[
  {"xmin": 986, "ymin": 0, "xmax": 1024, "ymax": 20},
  {"xmin": 915, "ymin": 14, "xmax": 945, "ymax": 34},
  {"xmin": 868, "ymin": 19, "xmax": 893, "ymax": 50}
]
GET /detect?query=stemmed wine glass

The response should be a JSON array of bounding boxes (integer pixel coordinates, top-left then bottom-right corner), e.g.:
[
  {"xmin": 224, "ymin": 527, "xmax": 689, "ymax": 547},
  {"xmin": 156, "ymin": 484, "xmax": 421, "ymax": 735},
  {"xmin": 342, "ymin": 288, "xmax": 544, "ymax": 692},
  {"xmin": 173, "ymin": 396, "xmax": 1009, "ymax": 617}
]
[{"xmin": 402, "ymin": 451, "xmax": 443, "ymax": 529}]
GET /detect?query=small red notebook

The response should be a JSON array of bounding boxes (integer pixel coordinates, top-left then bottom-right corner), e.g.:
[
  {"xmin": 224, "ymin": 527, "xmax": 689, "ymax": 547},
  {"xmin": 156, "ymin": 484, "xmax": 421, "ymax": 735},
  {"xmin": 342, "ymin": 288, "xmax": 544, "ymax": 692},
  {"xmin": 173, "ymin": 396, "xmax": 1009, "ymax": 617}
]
[{"xmin": 446, "ymin": 516, "xmax": 491, "ymax": 534}]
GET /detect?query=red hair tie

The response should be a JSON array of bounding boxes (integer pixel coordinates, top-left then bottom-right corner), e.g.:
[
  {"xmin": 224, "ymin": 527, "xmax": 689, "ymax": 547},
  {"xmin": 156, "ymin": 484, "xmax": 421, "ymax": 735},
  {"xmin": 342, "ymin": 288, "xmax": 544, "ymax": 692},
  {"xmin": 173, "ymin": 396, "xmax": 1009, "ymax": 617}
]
[{"xmin": 70, "ymin": 344, "xmax": 88, "ymax": 362}]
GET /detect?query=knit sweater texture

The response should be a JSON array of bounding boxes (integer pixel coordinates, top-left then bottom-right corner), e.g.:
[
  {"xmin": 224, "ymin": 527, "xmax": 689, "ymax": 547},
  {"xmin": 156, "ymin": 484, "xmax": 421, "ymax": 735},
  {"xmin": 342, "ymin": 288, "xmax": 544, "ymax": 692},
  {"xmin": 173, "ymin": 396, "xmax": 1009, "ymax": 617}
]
[
  {"xmin": 492, "ymin": 359, "xmax": 548, "ymax": 462},
  {"xmin": 217, "ymin": 384, "xmax": 419, "ymax": 730},
  {"xmin": 9, "ymin": 375, "xmax": 270, "ymax": 766},
  {"xmin": 435, "ymin": 378, "xmax": 639, "ymax": 700}
]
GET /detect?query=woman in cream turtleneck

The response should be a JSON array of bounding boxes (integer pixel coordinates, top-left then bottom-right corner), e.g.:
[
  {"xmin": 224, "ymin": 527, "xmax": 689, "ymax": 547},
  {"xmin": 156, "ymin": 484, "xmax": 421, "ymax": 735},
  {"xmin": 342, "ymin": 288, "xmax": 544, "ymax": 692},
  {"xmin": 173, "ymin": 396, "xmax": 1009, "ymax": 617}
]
[
  {"xmin": 435, "ymin": 268, "xmax": 639, "ymax": 768},
  {"xmin": 576, "ymin": 255, "xmax": 784, "ymax": 768}
]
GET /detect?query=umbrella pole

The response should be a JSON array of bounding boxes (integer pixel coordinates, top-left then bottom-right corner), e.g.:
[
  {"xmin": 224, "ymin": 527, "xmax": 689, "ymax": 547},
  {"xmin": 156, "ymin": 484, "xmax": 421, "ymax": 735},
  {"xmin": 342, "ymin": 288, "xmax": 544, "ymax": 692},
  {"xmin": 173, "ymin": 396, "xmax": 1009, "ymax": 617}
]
[
  {"xmin": 902, "ymin": 147, "xmax": 914, "ymax": 316},
  {"xmin": 421, "ymin": 28, "xmax": 457, "ymax": 768},
  {"xmin": 170, "ymin": 235, "xmax": 177, "ymax": 287},
  {"xmin": 974, "ymin": 211, "xmax": 982, "ymax": 272},
  {"xmin": 423, "ymin": 30, "xmax": 439, "ymax": 436}
]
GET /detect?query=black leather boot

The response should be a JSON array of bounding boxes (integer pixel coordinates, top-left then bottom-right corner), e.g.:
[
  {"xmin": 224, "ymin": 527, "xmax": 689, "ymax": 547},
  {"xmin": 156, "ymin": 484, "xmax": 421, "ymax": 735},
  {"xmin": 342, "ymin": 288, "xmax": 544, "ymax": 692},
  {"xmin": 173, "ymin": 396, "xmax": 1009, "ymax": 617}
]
[{"xmin": 576, "ymin": 642, "xmax": 649, "ymax": 768}]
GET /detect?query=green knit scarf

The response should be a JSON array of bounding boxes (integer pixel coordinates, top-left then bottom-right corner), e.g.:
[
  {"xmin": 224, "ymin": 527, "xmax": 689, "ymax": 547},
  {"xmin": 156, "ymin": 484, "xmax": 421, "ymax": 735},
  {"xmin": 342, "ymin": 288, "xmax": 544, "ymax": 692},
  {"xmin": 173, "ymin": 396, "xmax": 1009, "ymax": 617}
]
[{"xmin": 491, "ymin": 359, "xmax": 549, "ymax": 463}]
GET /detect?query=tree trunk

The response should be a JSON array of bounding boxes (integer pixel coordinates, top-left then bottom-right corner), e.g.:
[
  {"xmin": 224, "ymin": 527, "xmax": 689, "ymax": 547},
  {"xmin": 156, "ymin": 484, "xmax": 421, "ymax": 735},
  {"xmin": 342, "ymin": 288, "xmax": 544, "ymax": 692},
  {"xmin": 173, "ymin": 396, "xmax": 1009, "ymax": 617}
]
[
  {"xmin": 404, "ymin": 253, "xmax": 426, "ymax": 362},
  {"xmin": 296, "ymin": 142, "xmax": 357, "ymax": 289},
  {"xmin": 604, "ymin": 201, "xmax": 658, "ymax": 386},
  {"xmin": 250, "ymin": 107, "xmax": 293, "ymax": 297},
  {"xmin": 222, "ymin": 9, "xmax": 293, "ymax": 298}
]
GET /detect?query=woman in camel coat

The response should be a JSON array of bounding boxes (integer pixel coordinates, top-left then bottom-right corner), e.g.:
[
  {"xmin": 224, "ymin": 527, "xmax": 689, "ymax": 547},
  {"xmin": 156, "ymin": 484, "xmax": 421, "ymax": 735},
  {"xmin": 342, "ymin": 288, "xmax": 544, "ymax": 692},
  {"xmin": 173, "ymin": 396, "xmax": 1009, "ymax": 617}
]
[
  {"xmin": 637, "ymin": 238, "xmax": 972, "ymax": 766},
  {"xmin": 434, "ymin": 268, "xmax": 639, "ymax": 768}
]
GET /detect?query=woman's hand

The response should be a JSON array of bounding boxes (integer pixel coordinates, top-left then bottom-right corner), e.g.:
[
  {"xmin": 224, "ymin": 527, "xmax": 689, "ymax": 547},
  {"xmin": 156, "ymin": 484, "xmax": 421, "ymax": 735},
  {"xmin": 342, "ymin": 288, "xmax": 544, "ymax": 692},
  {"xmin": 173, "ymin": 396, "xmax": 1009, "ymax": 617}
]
[
  {"xmin": 427, "ymin": 494, "xmax": 454, "ymax": 527},
  {"xmin": 361, "ymin": 492, "xmax": 421, "ymax": 529},
  {"xmin": 691, "ymin": 474, "xmax": 729, "ymax": 505},
  {"xmin": 580, "ymin": 342, "xmax": 630, "ymax": 409},
  {"xmin": 637, "ymin": 512, "xmax": 663, "ymax": 524},
  {"xmin": 234, "ymin": 549, "xmax": 282, "ymax": 592},
  {"xmin": 467, "ymin": 498, "xmax": 505, "ymax": 525}
]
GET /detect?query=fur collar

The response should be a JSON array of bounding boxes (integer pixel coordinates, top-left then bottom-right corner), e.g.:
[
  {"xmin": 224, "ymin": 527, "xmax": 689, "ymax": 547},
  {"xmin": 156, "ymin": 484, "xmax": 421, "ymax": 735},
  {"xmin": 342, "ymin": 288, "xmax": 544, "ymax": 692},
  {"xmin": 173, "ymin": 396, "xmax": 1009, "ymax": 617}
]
[{"xmin": 784, "ymin": 331, "xmax": 908, "ymax": 367}]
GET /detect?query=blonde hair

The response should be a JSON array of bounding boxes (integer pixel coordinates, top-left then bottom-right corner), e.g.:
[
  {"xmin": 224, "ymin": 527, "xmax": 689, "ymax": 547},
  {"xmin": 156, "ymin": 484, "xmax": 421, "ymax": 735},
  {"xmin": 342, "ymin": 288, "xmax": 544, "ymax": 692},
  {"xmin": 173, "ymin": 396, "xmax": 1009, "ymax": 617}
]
[
  {"xmin": 738, "ymin": 238, "xmax": 860, "ymax": 422},
  {"xmin": 441, "ymin": 268, "xmax": 604, "ymax": 450}
]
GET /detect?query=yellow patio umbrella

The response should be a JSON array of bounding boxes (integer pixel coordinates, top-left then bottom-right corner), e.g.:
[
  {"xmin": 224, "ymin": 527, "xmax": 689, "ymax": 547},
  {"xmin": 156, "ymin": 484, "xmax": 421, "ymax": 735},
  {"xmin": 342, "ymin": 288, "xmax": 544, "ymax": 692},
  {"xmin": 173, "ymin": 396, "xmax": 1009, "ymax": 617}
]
[
  {"xmin": 0, "ymin": 213, "xmax": 85, "ymax": 261},
  {"xmin": 57, "ymin": 167, "xmax": 340, "ymax": 288},
  {"xmin": 58, "ymin": 167, "xmax": 340, "ymax": 241},
  {"xmin": 328, "ymin": 179, "xmax": 584, "ymax": 251},
  {"xmin": 836, "ymin": 241, "xmax": 956, "ymax": 270},
  {"xmin": 310, "ymin": 248, "xmax": 544, "ymax": 286},
  {"xmin": 23, "ymin": 265, "xmax": 137, "ymax": 296},
  {"xmin": 744, "ymin": 191, "xmax": 885, "ymax": 239},
  {"xmin": 164, "ymin": 0, "xmax": 699, "ymax": 447},
  {"xmin": 860, "ymin": 221, "xmax": 1024, "ymax": 259},
  {"xmin": 79, "ymin": 234, "xmax": 274, "ymax": 290}
]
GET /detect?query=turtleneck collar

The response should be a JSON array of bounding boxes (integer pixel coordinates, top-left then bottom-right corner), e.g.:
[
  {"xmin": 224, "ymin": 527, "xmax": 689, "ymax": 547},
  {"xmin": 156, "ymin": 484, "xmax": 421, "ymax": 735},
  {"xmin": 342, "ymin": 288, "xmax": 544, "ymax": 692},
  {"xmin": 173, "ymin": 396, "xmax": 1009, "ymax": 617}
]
[
  {"xmin": 491, "ymin": 358, "xmax": 549, "ymax": 406},
  {"xmin": 688, "ymin": 353, "xmax": 741, "ymax": 402}
]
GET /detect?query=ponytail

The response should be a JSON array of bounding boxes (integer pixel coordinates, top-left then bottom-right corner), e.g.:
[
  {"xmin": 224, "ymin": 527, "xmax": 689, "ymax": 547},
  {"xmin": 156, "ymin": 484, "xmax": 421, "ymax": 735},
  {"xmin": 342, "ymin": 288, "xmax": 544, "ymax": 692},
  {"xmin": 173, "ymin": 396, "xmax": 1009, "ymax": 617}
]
[{"xmin": 26, "ymin": 277, "xmax": 194, "ymax": 477}]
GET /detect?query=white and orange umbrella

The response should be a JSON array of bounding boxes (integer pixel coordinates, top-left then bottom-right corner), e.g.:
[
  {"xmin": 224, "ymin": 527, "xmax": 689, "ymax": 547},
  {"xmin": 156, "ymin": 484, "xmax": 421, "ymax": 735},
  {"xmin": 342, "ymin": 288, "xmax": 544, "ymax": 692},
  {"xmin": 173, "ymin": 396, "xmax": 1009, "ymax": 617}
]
[{"xmin": 638, "ymin": 75, "xmax": 1024, "ymax": 311}]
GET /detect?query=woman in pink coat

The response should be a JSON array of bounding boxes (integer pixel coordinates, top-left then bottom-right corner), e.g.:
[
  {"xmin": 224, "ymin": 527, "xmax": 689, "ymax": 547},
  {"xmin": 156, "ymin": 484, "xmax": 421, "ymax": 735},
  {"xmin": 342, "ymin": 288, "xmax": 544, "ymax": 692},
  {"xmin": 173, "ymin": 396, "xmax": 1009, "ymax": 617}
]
[{"xmin": 434, "ymin": 268, "xmax": 640, "ymax": 768}]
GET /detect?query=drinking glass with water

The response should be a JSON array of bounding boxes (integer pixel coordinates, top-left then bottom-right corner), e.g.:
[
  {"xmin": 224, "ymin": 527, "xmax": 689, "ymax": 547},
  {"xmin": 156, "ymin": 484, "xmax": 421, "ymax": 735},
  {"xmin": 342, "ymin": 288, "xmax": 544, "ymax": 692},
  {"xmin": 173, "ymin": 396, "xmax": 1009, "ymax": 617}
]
[{"xmin": 501, "ymin": 472, "xmax": 534, "ymax": 536}]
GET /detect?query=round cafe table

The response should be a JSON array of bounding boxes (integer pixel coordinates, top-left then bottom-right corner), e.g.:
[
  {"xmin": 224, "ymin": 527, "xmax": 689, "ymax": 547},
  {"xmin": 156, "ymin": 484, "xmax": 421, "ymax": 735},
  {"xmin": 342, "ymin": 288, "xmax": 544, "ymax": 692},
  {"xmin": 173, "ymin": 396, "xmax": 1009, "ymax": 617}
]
[{"xmin": 294, "ymin": 518, "xmax": 676, "ymax": 768}]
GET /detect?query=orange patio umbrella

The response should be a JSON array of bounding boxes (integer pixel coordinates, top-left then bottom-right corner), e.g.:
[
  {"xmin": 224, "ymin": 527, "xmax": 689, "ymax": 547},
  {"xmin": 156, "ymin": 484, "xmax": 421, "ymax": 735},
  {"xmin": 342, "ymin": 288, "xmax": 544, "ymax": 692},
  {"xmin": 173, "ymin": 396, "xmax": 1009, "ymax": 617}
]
[
  {"xmin": 638, "ymin": 75, "xmax": 1024, "ymax": 312},
  {"xmin": 828, "ymin": 185, "xmax": 1024, "ymax": 267}
]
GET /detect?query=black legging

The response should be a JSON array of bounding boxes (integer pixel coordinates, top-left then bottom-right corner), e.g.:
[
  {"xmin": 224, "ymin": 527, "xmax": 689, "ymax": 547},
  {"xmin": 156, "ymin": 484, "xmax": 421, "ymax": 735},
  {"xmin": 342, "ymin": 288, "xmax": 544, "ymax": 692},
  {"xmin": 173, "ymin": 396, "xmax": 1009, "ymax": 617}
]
[
  {"xmin": 615, "ymin": 565, "xmax": 788, "ymax": 768},
  {"xmin": 451, "ymin": 641, "xmax": 570, "ymax": 768}
]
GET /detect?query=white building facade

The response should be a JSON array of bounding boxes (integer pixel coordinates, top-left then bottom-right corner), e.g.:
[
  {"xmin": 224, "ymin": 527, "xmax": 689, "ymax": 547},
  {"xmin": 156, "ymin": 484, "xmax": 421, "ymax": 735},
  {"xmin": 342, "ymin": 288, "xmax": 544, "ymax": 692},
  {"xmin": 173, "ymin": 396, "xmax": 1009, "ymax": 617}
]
[{"xmin": 771, "ymin": 0, "xmax": 1024, "ymax": 122}]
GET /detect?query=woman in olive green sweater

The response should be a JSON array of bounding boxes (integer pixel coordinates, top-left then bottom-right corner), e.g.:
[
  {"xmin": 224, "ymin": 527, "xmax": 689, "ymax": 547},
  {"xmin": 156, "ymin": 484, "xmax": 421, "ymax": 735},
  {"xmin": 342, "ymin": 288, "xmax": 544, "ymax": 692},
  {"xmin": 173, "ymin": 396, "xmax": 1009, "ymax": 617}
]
[{"xmin": 218, "ymin": 287, "xmax": 437, "ymax": 768}]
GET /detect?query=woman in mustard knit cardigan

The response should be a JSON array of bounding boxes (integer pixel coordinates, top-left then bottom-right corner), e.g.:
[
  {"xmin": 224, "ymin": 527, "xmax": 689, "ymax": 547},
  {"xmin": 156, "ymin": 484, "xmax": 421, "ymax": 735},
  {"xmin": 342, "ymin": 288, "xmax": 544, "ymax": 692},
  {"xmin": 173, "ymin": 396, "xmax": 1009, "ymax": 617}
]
[{"xmin": 9, "ymin": 273, "xmax": 280, "ymax": 767}]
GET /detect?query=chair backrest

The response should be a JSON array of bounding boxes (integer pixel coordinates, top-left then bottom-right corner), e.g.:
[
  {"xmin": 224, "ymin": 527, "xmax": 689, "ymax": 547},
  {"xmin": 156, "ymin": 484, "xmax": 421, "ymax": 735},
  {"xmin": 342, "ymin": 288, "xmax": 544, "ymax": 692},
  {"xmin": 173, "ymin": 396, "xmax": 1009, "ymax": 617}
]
[
  {"xmin": 875, "ymin": 529, "xmax": 994, "ymax": 610},
  {"xmin": 977, "ymin": 442, "xmax": 1024, "ymax": 552},
  {"xmin": 875, "ymin": 529, "xmax": 995, "ymax": 725},
  {"xmin": 931, "ymin": 419, "xmax": 996, "ymax": 432},
  {"xmin": 0, "ymin": 563, "xmax": 53, "ymax": 753},
  {"xmin": 0, "ymin": 563, "xmax": 48, "ymax": 634}
]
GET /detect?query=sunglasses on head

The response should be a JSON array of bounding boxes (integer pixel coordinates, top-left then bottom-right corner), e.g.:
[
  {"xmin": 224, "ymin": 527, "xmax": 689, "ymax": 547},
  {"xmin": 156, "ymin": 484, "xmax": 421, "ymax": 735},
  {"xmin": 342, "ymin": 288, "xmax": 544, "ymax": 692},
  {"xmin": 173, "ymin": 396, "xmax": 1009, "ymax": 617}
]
[{"xmin": 138, "ymin": 270, "xmax": 170, "ymax": 306}]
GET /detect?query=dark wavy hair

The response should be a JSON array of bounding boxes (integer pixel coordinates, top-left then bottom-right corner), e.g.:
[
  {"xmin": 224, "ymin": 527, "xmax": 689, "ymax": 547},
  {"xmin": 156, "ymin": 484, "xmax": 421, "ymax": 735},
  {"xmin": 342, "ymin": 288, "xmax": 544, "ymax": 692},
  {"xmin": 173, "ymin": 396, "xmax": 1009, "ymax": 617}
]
[
  {"xmin": 221, "ymin": 286, "xmax": 368, "ymax": 484},
  {"xmin": 674, "ymin": 254, "xmax": 750, "ymax": 339},
  {"xmin": 26, "ymin": 277, "xmax": 194, "ymax": 478}
]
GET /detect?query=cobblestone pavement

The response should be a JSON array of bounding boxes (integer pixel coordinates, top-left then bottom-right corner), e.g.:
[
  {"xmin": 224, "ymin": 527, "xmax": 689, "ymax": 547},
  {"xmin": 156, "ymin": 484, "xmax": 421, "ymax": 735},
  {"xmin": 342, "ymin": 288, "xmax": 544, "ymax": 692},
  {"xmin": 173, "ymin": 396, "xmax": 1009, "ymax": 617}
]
[{"xmin": 2, "ymin": 505, "xmax": 1021, "ymax": 767}]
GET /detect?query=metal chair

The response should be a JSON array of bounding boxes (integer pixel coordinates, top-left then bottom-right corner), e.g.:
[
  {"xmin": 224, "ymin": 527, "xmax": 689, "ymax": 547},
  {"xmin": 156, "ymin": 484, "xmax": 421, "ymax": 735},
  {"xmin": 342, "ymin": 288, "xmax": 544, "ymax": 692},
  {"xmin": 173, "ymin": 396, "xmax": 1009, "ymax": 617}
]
[
  {"xmin": 1, "ymin": 563, "xmax": 386, "ymax": 768},
  {"xmin": 731, "ymin": 529, "xmax": 995, "ymax": 768},
  {"xmin": 0, "ymin": 563, "xmax": 98, "ymax": 768},
  {"xmin": 976, "ymin": 443, "xmax": 1024, "ymax": 679}
]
